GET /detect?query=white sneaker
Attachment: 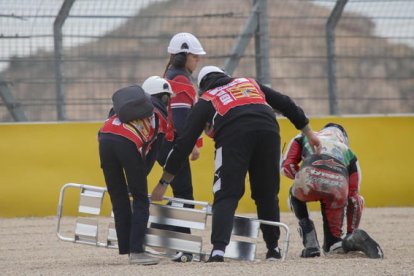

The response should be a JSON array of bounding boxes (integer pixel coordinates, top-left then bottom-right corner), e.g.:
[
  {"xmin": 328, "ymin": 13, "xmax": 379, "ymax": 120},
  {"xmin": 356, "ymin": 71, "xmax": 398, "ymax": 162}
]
[{"xmin": 129, "ymin": 253, "xmax": 160, "ymax": 265}]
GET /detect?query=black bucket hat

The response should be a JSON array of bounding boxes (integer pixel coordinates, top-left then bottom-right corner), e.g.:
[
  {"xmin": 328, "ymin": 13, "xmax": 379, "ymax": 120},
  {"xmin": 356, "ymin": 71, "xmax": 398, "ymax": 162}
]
[{"xmin": 112, "ymin": 85, "xmax": 154, "ymax": 123}]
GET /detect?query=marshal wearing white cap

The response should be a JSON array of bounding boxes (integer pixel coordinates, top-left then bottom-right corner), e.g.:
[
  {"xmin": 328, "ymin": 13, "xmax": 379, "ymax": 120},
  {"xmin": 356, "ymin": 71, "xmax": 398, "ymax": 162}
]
[{"xmin": 152, "ymin": 33, "xmax": 207, "ymax": 263}]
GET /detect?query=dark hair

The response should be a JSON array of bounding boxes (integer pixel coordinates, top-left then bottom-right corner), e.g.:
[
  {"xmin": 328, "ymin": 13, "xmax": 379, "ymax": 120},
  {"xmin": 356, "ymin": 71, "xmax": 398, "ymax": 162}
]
[
  {"xmin": 163, "ymin": 53, "xmax": 187, "ymax": 76},
  {"xmin": 172, "ymin": 53, "xmax": 187, "ymax": 68}
]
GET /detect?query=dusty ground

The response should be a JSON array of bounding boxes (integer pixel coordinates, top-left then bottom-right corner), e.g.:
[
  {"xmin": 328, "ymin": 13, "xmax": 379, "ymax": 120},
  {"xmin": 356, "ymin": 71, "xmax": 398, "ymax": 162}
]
[{"xmin": 0, "ymin": 208, "xmax": 413, "ymax": 275}]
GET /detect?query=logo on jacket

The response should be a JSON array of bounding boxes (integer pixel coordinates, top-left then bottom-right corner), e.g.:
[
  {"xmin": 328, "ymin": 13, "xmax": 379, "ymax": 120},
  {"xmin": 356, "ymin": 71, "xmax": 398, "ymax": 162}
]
[
  {"xmin": 228, "ymin": 83, "xmax": 261, "ymax": 99},
  {"xmin": 312, "ymin": 159, "xmax": 345, "ymax": 169},
  {"xmin": 127, "ymin": 118, "xmax": 151, "ymax": 139}
]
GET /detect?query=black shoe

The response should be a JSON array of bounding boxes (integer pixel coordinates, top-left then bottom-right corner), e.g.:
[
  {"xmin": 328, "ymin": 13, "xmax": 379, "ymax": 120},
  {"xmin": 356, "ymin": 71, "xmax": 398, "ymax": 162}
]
[
  {"xmin": 266, "ymin": 247, "xmax": 282, "ymax": 260},
  {"xmin": 207, "ymin": 255, "xmax": 224, "ymax": 262},
  {"xmin": 171, "ymin": 252, "xmax": 193, "ymax": 263},
  {"xmin": 301, "ymin": 247, "xmax": 321, "ymax": 258},
  {"xmin": 342, "ymin": 229, "xmax": 384, "ymax": 259},
  {"xmin": 322, "ymin": 240, "xmax": 344, "ymax": 256}
]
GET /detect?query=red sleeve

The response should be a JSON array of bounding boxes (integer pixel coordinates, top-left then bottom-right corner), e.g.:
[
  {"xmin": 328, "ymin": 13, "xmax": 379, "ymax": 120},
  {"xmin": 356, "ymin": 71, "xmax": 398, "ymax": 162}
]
[
  {"xmin": 196, "ymin": 136, "xmax": 203, "ymax": 148},
  {"xmin": 172, "ymin": 75, "xmax": 192, "ymax": 86},
  {"xmin": 347, "ymin": 168, "xmax": 363, "ymax": 234},
  {"xmin": 171, "ymin": 92, "xmax": 193, "ymax": 107},
  {"xmin": 281, "ymin": 139, "xmax": 302, "ymax": 179},
  {"xmin": 348, "ymin": 171, "xmax": 360, "ymax": 196},
  {"xmin": 348, "ymin": 158, "xmax": 361, "ymax": 196}
]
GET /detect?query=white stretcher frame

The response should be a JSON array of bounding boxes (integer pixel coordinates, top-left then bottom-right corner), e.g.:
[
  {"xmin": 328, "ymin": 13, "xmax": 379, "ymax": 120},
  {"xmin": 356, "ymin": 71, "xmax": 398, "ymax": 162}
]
[{"xmin": 56, "ymin": 183, "xmax": 290, "ymax": 261}]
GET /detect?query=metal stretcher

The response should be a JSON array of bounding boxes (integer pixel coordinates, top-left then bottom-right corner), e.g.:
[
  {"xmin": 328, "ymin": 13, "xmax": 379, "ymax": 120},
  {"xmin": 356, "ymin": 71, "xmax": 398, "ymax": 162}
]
[{"xmin": 56, "ymin": 183, "xmax": 290, "ymax": 261}]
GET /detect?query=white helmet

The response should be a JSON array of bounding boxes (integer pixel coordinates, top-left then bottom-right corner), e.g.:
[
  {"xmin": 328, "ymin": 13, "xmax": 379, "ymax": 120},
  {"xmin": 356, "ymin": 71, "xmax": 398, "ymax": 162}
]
[
  {"xmin": 167, "ymin": 32, "xmax": 206, "ymax": 55},
  {"xmin": 142, "ymin": 76, "xmax": 173, "ymax": 96},
  {"xmin": 197, "ymin": 66, "xmax": 225, "ymax": 87}
]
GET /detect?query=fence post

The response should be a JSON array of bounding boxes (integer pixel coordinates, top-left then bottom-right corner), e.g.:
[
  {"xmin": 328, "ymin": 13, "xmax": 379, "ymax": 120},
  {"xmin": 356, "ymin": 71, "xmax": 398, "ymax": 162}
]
[
  {"xmin": 53, "ymin": 0, "xmax": 76, "ymax": 121},
  {"xmin": 223, "ymin": 1, "xmax": 259, "ymax": 75},
  {"xmin": 0, "ymin": 78, "xmax": 28, "ymax": 121},
  {"xmin": 254, "ymin": 0, "xmax": 271, "ymax": 86},
  {"xmin": 326, "ymin": 0, "xmax": 348, "ymax": 115}
]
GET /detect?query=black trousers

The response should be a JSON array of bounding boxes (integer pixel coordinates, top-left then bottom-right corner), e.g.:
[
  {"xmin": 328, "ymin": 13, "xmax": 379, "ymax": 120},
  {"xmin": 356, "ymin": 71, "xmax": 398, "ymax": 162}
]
[
  {"xmin": 211, "ymin": 130, "xmax": 281, "ymax": 251},
  {"xmin": 158, "ymin": 139, "xmax": 194, "ymax": 201},
  {"xmin": 98, "ymin": 133, "xmax": 149, "ymax": 254}
]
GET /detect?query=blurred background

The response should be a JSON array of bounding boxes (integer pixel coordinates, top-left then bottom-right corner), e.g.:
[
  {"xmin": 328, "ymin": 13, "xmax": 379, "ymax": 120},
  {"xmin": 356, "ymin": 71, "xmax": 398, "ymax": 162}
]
[{"xmin": 1, "ymin": 0, "xmax": 413, "ymax": 122}]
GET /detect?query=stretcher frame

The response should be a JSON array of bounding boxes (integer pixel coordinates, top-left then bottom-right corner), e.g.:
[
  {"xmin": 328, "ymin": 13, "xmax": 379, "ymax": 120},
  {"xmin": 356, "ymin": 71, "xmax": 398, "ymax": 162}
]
[{"xmin": 56, "ymin": 183, "xmax": 290, "ymax": 261}]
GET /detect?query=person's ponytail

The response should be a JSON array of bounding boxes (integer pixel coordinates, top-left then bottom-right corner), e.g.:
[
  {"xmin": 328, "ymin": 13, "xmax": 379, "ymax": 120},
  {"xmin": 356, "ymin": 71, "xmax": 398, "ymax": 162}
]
[{"xmin": 163, "ymin": 55, "xmax": 174, "ymax": 77}]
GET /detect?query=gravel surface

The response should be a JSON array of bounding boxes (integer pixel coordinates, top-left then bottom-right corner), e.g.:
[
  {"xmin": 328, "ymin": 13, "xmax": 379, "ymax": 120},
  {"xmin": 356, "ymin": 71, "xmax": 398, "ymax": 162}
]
[{"xmin": 0, "ymin": 208, "xmax": 412, "ymax": 275}]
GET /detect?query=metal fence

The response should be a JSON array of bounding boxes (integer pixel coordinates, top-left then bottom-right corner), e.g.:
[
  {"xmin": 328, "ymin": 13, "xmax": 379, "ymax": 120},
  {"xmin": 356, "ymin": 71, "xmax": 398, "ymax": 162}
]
[{"xmin": 0, "ymin": 0, "xmax": 413, "ymax": 122}]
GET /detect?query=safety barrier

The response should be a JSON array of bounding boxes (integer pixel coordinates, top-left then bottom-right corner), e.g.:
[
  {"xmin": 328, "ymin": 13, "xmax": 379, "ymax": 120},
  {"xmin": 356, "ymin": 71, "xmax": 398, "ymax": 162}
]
[{"xmin": 56, "ymin": 183, "xmax": 290, "ymax": 261}]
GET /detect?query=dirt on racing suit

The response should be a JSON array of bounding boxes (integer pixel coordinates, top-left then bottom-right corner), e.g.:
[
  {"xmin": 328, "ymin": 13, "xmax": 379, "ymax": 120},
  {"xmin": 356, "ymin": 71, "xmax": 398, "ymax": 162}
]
[{"xmin": 281, "ymin": 127, "xmax": 363, "ymax": 248}]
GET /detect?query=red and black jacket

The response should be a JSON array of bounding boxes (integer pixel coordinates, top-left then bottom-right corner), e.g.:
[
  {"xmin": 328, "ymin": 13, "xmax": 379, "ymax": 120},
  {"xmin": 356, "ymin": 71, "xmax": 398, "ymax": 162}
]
[
  {"xmin": 99, "ymin": 114, "xmax": 158, "ymax": 158},
  {"xmin": 164, "ymin": 75, "xmax": 309, "ymax": 175},
  {"xmin": 165, "ymin": 66, "xmax": 203, "ymax": 148}
]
